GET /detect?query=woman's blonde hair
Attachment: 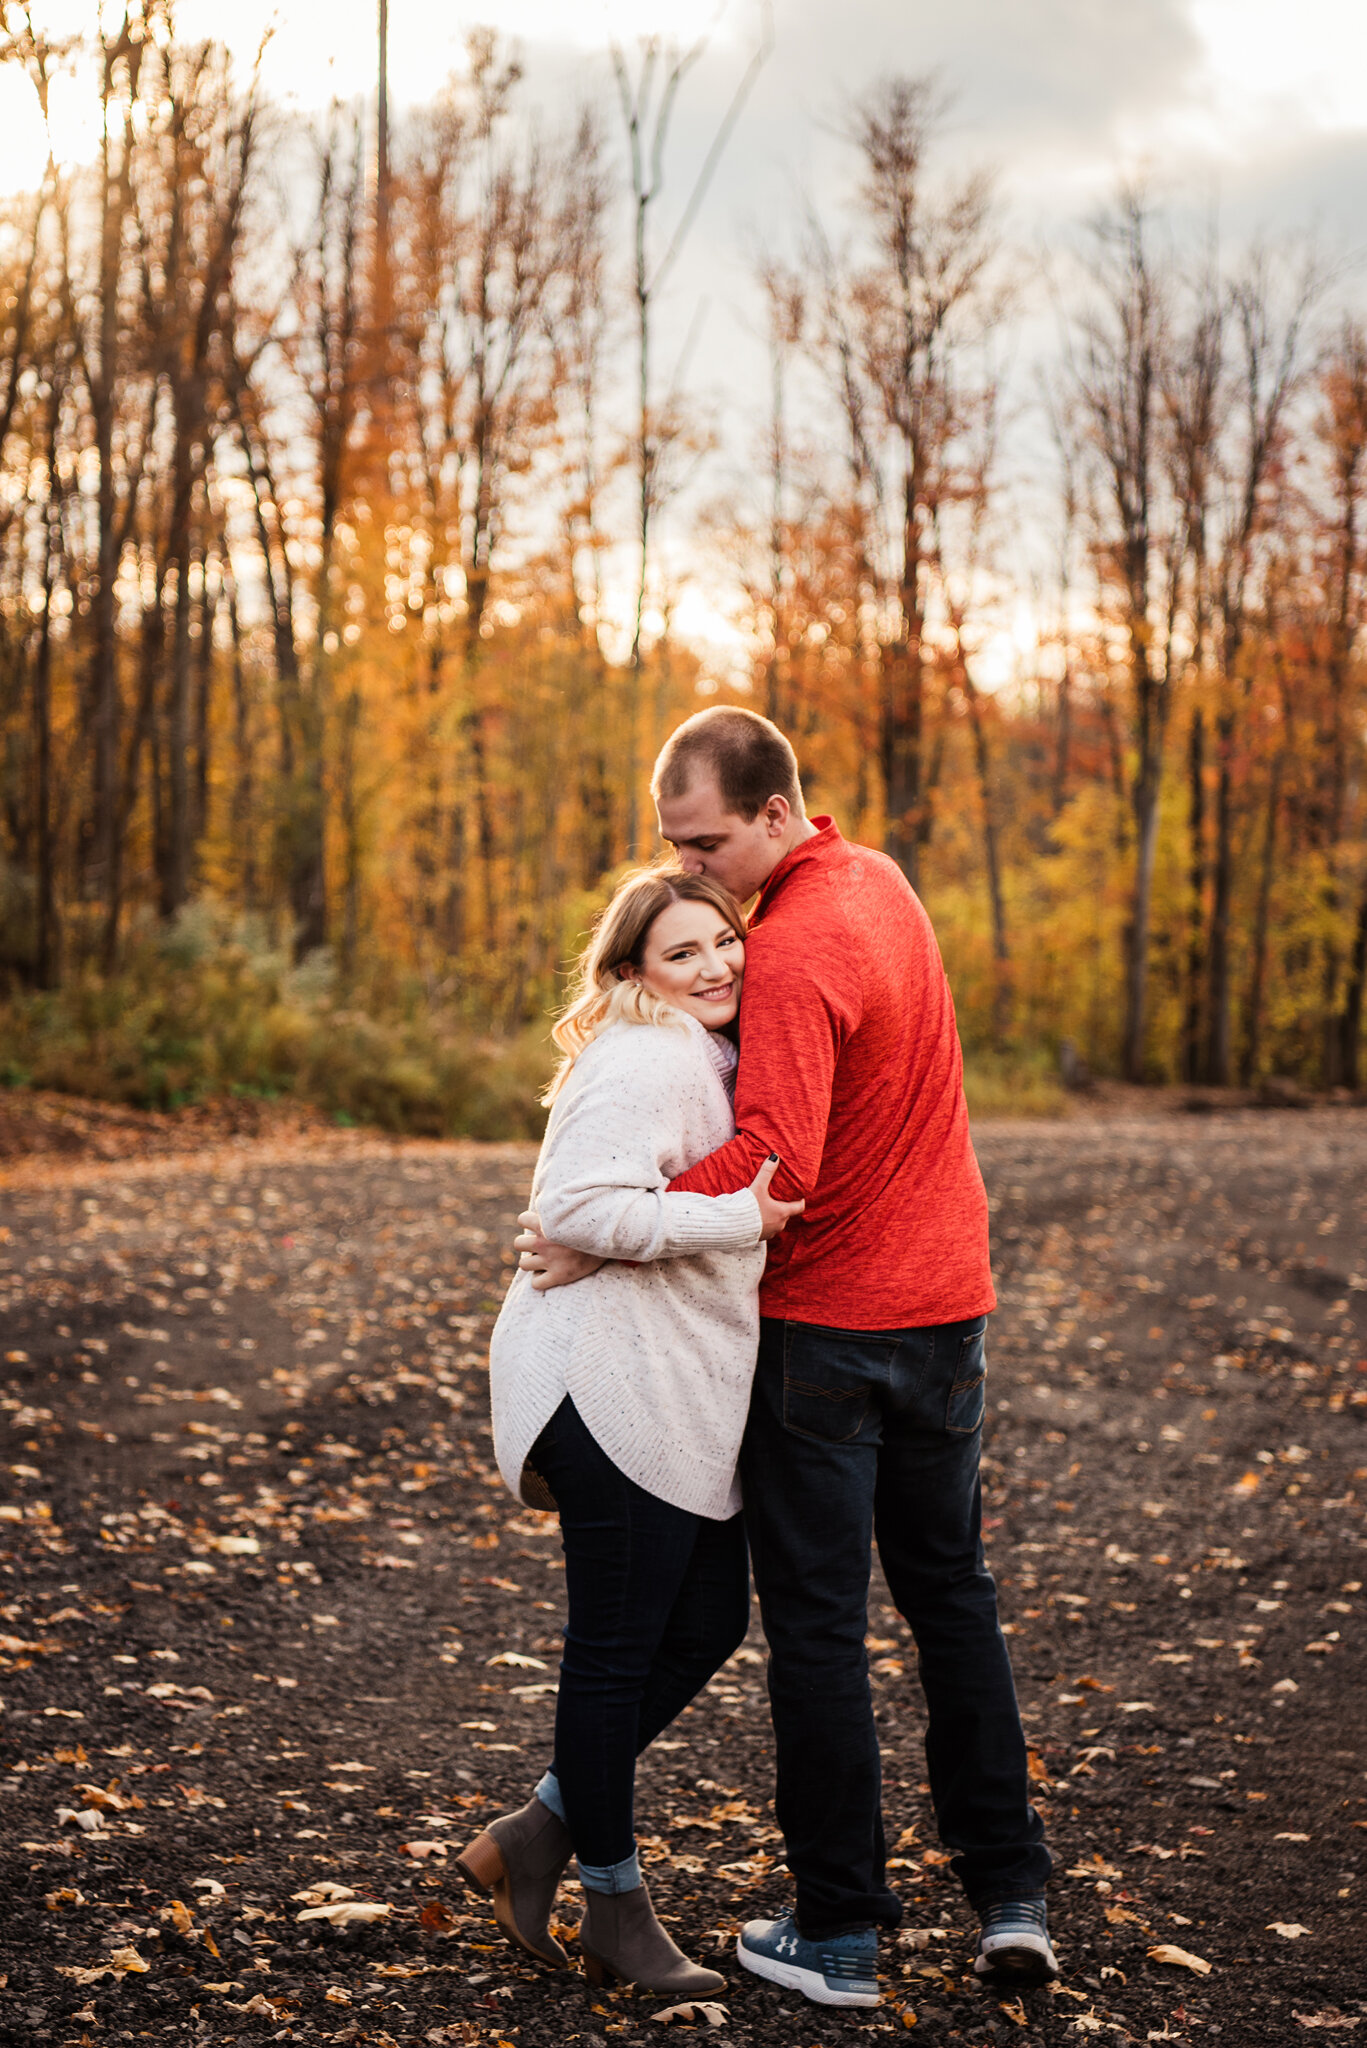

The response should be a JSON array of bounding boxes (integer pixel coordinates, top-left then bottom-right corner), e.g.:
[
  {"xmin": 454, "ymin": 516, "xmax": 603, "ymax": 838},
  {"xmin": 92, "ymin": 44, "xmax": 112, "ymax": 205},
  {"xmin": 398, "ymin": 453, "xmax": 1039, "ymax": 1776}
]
[{"xmin": 544, "ymin": 866, "xmax": 747, "ymax": 1103}]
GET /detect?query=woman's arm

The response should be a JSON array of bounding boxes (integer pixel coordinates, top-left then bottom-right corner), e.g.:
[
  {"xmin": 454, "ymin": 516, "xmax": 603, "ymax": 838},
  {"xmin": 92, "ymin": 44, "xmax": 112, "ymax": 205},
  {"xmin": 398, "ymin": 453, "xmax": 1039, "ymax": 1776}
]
[
  {"xmin": 518, "ymin": 1153, "xmax": 801, "ymax": 1290},
  {"xmin": 533, "ymin": 1033, "xmax": 763, "ymax": 1263}
]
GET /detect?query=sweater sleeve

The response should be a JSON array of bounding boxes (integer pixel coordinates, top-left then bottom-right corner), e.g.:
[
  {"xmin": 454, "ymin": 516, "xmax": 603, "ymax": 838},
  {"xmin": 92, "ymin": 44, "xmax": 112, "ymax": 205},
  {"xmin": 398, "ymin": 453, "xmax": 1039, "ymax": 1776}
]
[
  {"xmin": 668, "ymin": 901, "xmax": 859, "ymax": 1204},
  {"xmin": 535, "ymin": 1031, "xmax": 763, "ymax": 1261}
]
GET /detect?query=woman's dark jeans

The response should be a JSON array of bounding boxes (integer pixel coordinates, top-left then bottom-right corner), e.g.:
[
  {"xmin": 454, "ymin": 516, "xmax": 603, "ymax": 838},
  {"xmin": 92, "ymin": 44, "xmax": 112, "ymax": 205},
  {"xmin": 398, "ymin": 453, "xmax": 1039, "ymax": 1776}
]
[
  {"xmin": 741, "ymin": 1313, "xmax": 1051, "ymax": 1936},
  {"xmin": 528, "ymin": 1395, "xmax": 750, "ymax": 1870}
]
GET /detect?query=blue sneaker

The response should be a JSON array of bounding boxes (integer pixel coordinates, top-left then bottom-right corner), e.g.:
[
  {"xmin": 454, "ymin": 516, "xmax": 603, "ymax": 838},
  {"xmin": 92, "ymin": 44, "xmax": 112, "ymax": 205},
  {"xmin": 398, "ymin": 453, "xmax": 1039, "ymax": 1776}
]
[
  {"xmin": 736, "ymin": 1913, "xmax": 880, "ymax": 2007},
  {"xmin": 974, "ymin": 1898, "xmax": 1058, "ymax": 1983}
]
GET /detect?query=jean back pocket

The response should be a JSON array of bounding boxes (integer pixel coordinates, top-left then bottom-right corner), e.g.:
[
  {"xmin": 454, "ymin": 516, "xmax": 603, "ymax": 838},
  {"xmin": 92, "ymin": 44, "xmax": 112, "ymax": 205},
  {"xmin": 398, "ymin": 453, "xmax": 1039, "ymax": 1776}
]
[
  {"xmin": 781, "ymin": 1323, "xmax": 895, "ymax": 1445},
  {"xmin": 945, "ymin": 1323, "xmax": 987, "ymax": 1435}
]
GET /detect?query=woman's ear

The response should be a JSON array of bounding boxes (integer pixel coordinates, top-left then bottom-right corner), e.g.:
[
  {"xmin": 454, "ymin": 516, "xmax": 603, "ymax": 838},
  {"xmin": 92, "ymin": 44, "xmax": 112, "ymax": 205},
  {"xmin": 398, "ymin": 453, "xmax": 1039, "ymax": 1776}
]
[{"xmin": 617, "ymin": 962, "xmax": 640, "ymax": 983}]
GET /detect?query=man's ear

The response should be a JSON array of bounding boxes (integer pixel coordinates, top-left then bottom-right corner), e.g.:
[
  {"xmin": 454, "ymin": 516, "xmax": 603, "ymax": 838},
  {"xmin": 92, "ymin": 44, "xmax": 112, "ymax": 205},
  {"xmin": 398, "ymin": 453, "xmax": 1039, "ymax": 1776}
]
[{"xmin": 765, "ymin": 795, "xmax": 791, "ymax": 835}]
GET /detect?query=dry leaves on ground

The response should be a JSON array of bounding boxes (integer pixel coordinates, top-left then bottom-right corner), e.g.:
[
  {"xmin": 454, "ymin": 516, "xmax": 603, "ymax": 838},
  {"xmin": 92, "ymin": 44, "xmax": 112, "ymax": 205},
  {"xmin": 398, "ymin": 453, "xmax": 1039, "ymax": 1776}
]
[
  {"xmin": 296, "ymin": 1901, "xmax": 393, "ymax": 1927},
  {"xmin": 1147, "ymin": 1943, "xmax": 1213, "ymax": 1976}
]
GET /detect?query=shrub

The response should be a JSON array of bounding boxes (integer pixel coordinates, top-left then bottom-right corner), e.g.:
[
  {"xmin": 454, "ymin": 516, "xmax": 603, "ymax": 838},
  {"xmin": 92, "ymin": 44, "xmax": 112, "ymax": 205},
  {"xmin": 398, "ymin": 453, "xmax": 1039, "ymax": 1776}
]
[{"xmin": 0, "ymin": 905, "xmax": 553, "ymax": 1139}]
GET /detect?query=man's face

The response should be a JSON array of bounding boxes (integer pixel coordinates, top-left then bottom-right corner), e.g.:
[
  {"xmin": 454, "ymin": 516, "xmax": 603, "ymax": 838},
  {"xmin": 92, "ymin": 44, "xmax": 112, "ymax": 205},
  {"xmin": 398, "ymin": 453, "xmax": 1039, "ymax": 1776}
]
[{"xmin": 655, "ymin": 775, "xmax": 792, "ymax": 903}]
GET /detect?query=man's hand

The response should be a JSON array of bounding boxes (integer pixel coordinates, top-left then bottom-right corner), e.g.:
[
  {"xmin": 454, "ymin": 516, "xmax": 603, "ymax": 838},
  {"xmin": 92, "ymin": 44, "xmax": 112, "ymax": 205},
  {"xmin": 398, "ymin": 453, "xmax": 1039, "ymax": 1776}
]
[{"xmin": 515, "ymin": 1210, "xmax": 606, "ymax": 1293}]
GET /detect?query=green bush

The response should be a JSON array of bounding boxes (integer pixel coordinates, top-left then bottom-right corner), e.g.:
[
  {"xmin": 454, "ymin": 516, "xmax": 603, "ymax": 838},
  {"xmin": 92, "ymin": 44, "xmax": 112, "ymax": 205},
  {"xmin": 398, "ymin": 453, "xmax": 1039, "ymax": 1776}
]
[
  {"xmin": 0, "ymin": 905, "xmax": 553, "ymax": 1139},
  {"xmin": 961, "ymin": 1049, "xmax": 1066, "ymax": 1121}
]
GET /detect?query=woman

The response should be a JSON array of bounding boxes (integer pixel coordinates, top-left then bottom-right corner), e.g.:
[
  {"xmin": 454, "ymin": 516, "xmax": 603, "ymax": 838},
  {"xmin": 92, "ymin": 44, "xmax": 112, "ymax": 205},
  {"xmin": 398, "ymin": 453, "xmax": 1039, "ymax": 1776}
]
[{"xmin": 456, "ymin": 867, "xmax": 800, "ymax": 1995}]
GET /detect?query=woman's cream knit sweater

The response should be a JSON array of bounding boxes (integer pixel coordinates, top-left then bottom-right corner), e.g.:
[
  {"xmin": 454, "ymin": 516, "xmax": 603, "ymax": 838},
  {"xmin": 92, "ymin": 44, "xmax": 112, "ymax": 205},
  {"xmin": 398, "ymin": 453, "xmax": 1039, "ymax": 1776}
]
[{"xmin": 489, "ymin": 1011, "xmax": 766, "ymax": 1520}]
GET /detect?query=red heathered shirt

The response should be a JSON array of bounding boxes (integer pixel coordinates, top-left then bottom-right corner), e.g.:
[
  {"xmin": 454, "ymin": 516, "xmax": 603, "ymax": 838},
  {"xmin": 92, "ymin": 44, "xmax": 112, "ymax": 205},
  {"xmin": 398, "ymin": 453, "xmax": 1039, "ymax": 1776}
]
[{"xmin": 668, "ymin": 818, "xmax": 996, "ymax": 1329}]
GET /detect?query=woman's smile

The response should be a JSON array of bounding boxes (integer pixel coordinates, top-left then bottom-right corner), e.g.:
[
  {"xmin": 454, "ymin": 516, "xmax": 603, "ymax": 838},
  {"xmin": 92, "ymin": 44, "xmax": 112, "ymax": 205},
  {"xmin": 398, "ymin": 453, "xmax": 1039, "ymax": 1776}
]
[{"xmin": 623, "ymin": 897, "xmax": 745, "ymax": 1030}]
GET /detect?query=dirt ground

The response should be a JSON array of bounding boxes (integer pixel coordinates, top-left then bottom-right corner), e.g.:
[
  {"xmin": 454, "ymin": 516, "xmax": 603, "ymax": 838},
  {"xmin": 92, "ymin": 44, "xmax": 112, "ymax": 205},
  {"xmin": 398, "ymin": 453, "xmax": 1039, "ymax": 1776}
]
[{"xmin": 0, "ymin": 1108, "xmax": 1363, "ymax": 2048}]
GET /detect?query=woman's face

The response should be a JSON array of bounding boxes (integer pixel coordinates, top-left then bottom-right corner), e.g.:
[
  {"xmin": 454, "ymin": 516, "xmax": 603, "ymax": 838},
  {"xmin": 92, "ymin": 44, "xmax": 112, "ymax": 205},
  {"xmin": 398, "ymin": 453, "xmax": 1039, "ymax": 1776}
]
[{"xmin": 622, "ymin": 898, "xmax": 745, "ymax": 1029}]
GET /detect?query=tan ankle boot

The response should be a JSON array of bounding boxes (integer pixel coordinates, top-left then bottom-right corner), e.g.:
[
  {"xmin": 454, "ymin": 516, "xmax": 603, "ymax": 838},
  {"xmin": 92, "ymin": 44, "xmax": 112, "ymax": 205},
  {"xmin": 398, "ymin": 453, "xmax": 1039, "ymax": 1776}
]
[
  {"xmin": 455, "ymin": 1794, "xmax": 573, "ymax": 1966},
  {"xmin": 579, "ymin": 1881, "xmax": 726, "ymax": 1994}
]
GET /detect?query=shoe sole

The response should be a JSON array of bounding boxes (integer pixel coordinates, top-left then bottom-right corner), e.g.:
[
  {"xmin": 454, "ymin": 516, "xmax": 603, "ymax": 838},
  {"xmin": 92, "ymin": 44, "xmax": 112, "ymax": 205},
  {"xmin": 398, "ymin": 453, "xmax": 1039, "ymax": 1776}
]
[
  {"xmin": 974, "ymin": 1938, "xmax": 1059, "ymax": 1985},
  {"xmin": 454, "ymin": 1831, "xmax": 567, "ymax": 1969},
  {"xmin": 736, "ymin": 1935, "xmax": 880, "ymax": 2008}
]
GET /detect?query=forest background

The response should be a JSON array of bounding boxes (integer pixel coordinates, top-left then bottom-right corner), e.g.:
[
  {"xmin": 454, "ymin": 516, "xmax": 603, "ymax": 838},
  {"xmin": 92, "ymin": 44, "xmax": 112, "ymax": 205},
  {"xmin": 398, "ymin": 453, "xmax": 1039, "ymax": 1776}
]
[{"xmin": 0, "ymin": 0, "xmax": 1364, "ymax": 1137}]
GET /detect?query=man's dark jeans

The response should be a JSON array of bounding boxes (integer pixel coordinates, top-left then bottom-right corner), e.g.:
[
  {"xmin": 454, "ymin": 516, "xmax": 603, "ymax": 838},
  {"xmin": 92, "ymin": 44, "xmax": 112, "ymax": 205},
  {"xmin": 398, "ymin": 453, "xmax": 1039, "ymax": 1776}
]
[
  {"xmin": 529, "ymin": 1395, "xmax": 750, "ymax": 1869},
  {"xmin": 741, "ymin": 1313, "xmax": 1050, "ymax": 1936}
]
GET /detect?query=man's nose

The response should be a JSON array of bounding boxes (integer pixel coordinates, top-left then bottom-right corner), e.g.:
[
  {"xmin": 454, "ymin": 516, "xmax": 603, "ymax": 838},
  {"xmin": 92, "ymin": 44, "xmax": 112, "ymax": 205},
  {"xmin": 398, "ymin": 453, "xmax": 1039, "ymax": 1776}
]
[{"xmin": 677, "ymin": 850, "xmax": 706, "ymax": 875}]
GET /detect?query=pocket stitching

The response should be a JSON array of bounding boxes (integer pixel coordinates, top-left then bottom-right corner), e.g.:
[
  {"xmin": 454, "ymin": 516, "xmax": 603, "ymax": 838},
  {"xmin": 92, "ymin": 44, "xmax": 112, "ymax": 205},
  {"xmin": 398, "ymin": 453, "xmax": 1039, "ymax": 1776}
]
[{"xmin": 945, "ymin": 1327, "xmax": 987, "ymax": 1434}]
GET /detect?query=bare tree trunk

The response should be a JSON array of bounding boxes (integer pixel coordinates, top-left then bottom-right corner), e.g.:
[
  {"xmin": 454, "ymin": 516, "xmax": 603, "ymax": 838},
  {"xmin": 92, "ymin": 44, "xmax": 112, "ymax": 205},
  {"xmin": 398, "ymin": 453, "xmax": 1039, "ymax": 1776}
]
[
  {"xmin": 164, "ymin": 446, "xmax": 196, "ymax": 917},
  {"xmin": 1239, "ymin": 748, "xmax": 1283, "ymax": 1085},
  {"xmin": 961, "ymin": 666, "xmax": 1011, "ymax": 1043},
  {"xmin": 193, "ymin": 536, "xmax": 214, "ymax": 855},
  {"xmin": 92, "ymin": 100, "xmax": 128, "ymax": 963},
  {"xmin": 612, "ymin": 28, "xmax": 769, "ymax": 852},
  {"xmin": 1052, "ymin": 656, "xmax": 1073, "ymax": 819},
  {"xmin": 1124, "ymin": 756, "xmax": 1163, "ymax": 1080},
  {"xmin": 222, "ymin": 547, "xmax": 256, "ymax": 909},
  {"xmin": 1340, "ymin": 875, "xmax": 1367, "ymax": 1090},
  {"xmin": 33, "ymin": 495, "xmax": 60, "ymax": 989},
  {"xmin": 883, "ymin": 465, "xmax": 929, "ymax": 888},
  {"xmin": 1182, "ymin": 707, "xmax": 1206, "ymax": 1081}
]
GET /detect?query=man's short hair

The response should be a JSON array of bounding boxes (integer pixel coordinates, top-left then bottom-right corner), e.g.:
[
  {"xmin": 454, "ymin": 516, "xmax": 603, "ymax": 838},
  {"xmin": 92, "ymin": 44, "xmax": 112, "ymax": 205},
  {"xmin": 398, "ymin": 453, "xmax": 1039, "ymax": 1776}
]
[{"xmin": 652, "ymin": 706, "xmax": 804, "ymax": 822}]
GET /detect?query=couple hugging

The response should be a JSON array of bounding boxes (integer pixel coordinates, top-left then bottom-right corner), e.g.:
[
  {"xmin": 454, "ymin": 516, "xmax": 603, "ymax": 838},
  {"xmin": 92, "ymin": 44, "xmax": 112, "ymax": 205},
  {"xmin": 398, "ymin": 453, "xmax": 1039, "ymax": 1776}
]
[{"xmin": 455, "ymin": 706, "xmax": 1054, "ymax": 2010}]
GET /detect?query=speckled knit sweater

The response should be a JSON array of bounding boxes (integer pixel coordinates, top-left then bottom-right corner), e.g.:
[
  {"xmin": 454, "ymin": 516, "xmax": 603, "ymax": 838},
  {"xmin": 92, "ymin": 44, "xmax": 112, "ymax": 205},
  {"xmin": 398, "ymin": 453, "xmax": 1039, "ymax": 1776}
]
[{"xmin": 489, "ymin": 1012, "xmax": 766, "ymax": 1521}]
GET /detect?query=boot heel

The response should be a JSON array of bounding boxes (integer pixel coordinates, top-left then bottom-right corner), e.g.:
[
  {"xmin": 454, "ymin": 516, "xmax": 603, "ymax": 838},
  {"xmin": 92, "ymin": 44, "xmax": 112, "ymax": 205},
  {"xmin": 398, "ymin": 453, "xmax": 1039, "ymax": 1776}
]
[
  {"xmin": 582, "ymin": 1950, "xmax": 617, "ymax": 1988},
  {"xmin": 455, "ymin": 1832, "xmax": 507, "ymax": 1896}
]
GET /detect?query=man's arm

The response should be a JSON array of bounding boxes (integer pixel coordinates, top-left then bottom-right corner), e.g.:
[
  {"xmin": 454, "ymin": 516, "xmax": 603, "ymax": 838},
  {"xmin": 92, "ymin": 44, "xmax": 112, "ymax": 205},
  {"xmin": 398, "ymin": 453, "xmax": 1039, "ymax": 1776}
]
[{"xmin": 668, "ymin": 919, "xmax": 857, "ymax": 1204}]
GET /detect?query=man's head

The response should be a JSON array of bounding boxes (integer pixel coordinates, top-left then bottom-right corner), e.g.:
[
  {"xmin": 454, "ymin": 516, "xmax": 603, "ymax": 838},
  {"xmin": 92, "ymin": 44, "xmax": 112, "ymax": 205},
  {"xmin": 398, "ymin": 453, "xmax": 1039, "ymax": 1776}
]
[{"xmin": 651, "ymin": 706, "xmax": 810, "ymax": 903}]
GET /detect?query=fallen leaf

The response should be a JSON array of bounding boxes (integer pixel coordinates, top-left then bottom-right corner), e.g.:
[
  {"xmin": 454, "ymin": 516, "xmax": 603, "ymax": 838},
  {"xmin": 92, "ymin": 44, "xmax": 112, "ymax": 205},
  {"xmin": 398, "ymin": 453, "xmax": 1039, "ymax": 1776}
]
[
  {"xmin": 401, "ymin": 1839, "xmax": 449, "ymax": 1860},
  {"xmin": 651, "ymin": 2001, "xmax": 730, "ymax": 2027},
  {"xmin": 1294, "ymin": 2013, "xmax": 1361, "ymax": 2031},
  {"xmin": 1269, "ymin": 1923, "xmax": 1313, "ymax": 1939},
  {"xmin": 420, "ymin": 1900, "xmax": 461, "ymax": 1934},
  {"xmin": 998, "ymin": 1994, "xmax": 1028, "ymax": 2026},
  {"xmin": 1067, "ymin": 1854, "xmax": 1124, "ymax": 1880},
  {"xmin": 1148, "ymin": 1943, "xmax": 1212, "ymax": 1976},
  {"xmin": 486, "ymin": 1651, "xmax": 548, "ymax": 1669},
  {"xmin": 291, "ymin": 1882, "xmax": 357, "ymax": 1905},
  {"xmin": 297, "ymin": 1901, "xmax": 393, "ymax": 1927}
]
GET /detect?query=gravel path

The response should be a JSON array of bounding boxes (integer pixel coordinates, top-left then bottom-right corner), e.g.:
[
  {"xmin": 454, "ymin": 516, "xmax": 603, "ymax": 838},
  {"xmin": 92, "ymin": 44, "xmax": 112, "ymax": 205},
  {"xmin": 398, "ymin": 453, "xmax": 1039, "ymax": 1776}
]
[{"xmin": 0, "ymin": 1111, "xmax": 1363, "ymax": 2047}]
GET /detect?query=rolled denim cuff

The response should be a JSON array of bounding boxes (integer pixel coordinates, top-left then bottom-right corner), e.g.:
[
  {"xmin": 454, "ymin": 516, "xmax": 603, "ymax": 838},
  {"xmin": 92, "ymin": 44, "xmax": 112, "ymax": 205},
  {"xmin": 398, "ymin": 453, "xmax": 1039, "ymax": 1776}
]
[
  {"xmin": 533, "ymin": 1769, "xmax": 567, "ymax": 1826},
  {"xmin": 576, "ymin": 1848, "xmax": 642, "ymax": 1895}
]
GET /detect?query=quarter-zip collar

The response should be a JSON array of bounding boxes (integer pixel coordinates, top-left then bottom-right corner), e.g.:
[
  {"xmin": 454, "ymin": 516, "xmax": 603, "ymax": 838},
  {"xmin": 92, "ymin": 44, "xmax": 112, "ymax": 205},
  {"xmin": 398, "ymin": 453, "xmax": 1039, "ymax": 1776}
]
[{"xmin": 752, "ymin": 815, "xmax": 840, "ymax": 925}]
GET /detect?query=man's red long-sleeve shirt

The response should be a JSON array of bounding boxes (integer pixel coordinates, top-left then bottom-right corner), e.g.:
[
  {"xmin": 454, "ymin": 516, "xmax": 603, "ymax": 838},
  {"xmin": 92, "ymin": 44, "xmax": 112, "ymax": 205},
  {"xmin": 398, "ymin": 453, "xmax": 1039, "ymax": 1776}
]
[{"xmin": 668, "ymin": 818, "xmax": 996, "ymax": 1329}]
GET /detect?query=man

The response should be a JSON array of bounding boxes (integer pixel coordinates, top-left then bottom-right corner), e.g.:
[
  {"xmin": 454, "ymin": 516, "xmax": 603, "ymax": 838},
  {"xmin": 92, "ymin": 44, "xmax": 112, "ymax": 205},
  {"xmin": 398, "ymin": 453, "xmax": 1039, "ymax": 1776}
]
[{"xmin": 521, "ymin": 706, "xmax": 1052, "ymax": 2008}]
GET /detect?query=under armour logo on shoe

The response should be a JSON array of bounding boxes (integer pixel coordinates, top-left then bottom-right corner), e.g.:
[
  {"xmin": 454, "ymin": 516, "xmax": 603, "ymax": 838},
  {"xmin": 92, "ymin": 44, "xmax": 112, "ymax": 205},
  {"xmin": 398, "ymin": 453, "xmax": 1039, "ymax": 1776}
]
[{"xmin": 777, "ymin": 1936, "xmax": 798, "ymax": 1956}]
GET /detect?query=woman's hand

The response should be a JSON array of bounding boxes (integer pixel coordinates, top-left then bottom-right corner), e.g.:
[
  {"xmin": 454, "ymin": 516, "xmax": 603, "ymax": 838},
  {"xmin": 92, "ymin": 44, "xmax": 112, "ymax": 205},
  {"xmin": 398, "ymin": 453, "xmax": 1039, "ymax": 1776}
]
[
  {"xmin": 749, "ymin": 1154, "xmax": 805, "ymax": 1241},
  {"xmin": 515, "ymin": 1211, "xmax": 606, "ymax": 1292}
]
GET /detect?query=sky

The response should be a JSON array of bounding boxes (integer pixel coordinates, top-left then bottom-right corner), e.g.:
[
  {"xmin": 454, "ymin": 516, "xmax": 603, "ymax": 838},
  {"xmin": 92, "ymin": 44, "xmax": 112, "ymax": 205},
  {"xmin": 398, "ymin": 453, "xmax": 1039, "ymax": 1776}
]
[{"xmin": 4, "ymin": 0, "xmax": 1366, "ymax": 678}]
